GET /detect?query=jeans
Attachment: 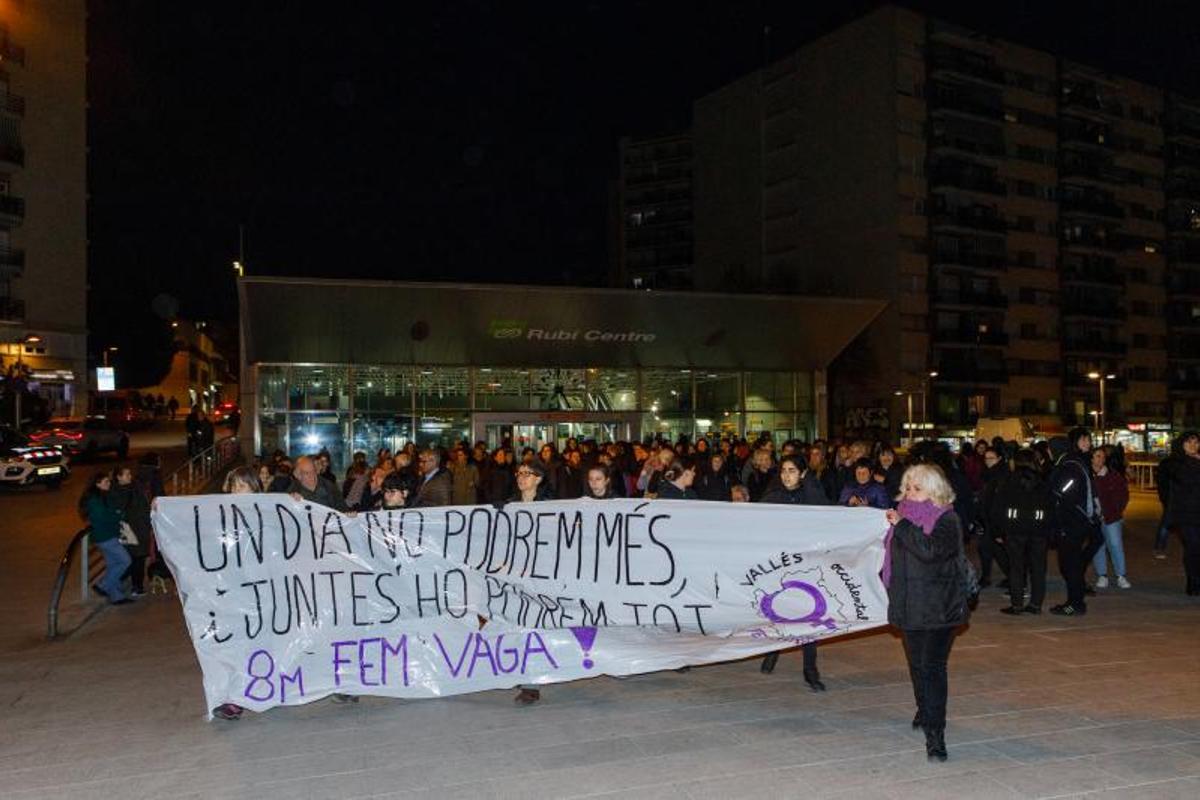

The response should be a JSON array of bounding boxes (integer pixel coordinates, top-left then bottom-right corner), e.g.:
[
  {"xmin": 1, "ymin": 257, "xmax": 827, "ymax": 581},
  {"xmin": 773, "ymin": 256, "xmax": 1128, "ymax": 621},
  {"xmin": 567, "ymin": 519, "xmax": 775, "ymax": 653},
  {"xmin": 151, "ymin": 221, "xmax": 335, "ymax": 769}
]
[
  {"xmin": 1092, "ymin": 520, "xmax": 1127, "ymax": 578},
  {"xmin": 1005, "ymin": 532, "xmax": 1048, "ymax": 609},
  {"xmin": 95, "ymin": 538, "xmax": 132, "ymax": 602},
  {"xmin": 902, "ymin": 627, "xmax": 957, "ymax": 730}
]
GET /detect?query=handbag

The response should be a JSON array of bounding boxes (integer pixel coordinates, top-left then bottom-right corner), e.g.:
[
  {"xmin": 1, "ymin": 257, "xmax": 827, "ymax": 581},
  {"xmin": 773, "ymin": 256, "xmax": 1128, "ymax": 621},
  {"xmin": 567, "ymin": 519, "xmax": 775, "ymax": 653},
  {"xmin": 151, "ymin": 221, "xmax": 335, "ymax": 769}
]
[
  {"xmin": 118, "ymin": 521, "xmax": 139, "ymax": 547},
  {"xmin": 958, "ymin": 550, "xmax": 980, "ymax": 609}
]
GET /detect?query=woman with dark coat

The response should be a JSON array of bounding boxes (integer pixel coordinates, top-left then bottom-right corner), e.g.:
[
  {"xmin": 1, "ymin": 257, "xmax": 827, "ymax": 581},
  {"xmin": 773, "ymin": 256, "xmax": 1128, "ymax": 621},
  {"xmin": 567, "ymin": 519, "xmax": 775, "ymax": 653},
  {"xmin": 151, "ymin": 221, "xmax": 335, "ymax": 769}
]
[
  {"xmin": 1167, "ymin": 431, "xmax": 1200, "ymax": 595},
  {"xmin": 883, "ymin": 463, "xmax": 971, "ymax": 762},
  {"xmin": 109, "ymin": 464, "xmax": 153, "ymax": 596},
  {"xmin": 484, "ymin": 448, "xmax": 515, "ymax": 507},
  {"xmin": 695, "ymin": 453, "xmax": 736, "ymax": 501},
  {"xmin": 655, "ymin": 458, "xmax": 699, "ymax": 500},
  {"xmin": 758, "ymin": 455, "xmax": 829, "ymax": 689},
  {"xmin": 583, "ymin": 464, "xmax": 617, "ymax": 499}
]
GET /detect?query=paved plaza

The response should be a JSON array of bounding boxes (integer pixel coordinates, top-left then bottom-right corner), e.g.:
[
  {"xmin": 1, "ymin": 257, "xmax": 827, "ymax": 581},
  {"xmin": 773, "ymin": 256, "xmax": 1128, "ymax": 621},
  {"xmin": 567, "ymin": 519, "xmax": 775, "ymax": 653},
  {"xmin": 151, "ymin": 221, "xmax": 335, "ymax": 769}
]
[{"xmin": 2, "ymin": 485, "xmax": 1199, "ymax": 799}]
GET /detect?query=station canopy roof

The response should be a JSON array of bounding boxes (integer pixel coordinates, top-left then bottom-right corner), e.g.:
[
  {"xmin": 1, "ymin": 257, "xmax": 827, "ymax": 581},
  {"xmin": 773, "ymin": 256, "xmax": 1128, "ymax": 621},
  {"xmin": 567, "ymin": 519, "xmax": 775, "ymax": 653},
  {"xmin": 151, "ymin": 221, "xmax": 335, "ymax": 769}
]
[{"xmin": 239, "ymin": 277, "xmax": 885, "ymax": 372}]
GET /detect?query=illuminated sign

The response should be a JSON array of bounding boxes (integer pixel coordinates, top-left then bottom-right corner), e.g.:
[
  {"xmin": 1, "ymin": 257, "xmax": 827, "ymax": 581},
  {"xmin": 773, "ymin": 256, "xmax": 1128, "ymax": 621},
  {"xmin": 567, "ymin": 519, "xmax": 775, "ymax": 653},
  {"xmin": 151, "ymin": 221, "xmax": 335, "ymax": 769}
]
[{"xmin": 96, "ymin": 367, "xmax": 115, "ymax": 392}]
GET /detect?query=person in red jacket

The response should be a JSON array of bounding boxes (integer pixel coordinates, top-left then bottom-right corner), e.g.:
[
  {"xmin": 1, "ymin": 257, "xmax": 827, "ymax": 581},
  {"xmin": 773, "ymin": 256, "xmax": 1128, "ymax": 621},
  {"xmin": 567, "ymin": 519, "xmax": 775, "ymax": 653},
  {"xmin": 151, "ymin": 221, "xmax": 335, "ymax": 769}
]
[{"xmin": 1091, "ymin": 446, "xmax": 1131, "ymax": 589}]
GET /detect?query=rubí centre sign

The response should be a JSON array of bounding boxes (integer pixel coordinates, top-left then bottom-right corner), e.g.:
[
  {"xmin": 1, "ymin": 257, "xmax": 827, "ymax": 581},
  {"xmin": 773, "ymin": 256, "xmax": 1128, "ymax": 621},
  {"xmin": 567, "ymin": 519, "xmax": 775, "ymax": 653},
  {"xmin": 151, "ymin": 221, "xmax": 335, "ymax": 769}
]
[{"xmin": 489, "ymin": 319, "xmax": 657, "ymax": 343}]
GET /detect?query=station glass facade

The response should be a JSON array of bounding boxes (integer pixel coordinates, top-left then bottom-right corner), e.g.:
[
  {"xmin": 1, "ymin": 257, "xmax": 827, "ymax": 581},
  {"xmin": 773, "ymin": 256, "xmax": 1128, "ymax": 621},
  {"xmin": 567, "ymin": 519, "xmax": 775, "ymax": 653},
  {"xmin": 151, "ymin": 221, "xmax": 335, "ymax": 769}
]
[{"xmin": 255, "ymin": 364, "xmax": 815, "ymax": 469}]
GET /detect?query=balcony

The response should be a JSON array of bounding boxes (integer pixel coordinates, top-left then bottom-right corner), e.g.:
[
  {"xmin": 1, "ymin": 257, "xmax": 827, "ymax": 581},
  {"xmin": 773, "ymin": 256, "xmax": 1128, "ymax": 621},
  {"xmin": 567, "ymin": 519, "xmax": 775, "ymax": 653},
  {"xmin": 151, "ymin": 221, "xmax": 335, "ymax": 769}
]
[
  {"xmin": 928, "ymin": 133, "xmax": 1006, "ymax": 160},
  {"xmin": 929, "ymin": 91, "xmax": 1005, "ymax": 123},
  {"xmin": 0, "ymin": 296, "xmax": 24, "ymax": 321},
  {"xmin": 928, "ymin": 46, "xmax": 1006, "ymax": 87},
  {"xmin": 0, "ymin": 245, "xmax": 23, "ymax": 278},
  {"xmin": 1168, "ymin": 176, "xmax": 1200, "ymax": 201},
  {"xmin": 0, "ymin": 194, "xmax": 24, "ymax": 220},
  {"xmin": 0, "ymin": 92, "xmax": 23, "ymax": 116},
  {"xmin": 1062, "ymin": 338, "xmax": 1127, "ymax": 355},
  {"xmin": 928, "ymin": 166, "xmax": 1007, "ymax": 195},
  {"xmin": 930, "ymin": 208, "xmax": 1008, "ymax": 234},
  {"xmin": 932, "ymin": 289, "xmax": 1009, "ymax": 309},
  {"xmin": 1061, "ymin": 303, "xmax": 1127, "ymax": 321},
  {"xmin": 932, "ymin": 328, "xmax": 1009, "ymax": 346},
  {"xmin": 930, "ymin": 250, "xmax": 1006, "ymax": 273},
  {"xmin": 934, "ymin": 364, "xmax": 1009, "ymax": 384},
  {"xmin": 1060, "ymin": 196, "xmax": 1126, "ymax": 220},
  {"xmin": 1061, "ymin": 231, "xmax": 1124, "ymax": 252},
  {"xmin": 0, "ymin": 143, "xmax": 23, "ymax": 167},
  {"xmin": 1059, "ymin": 155, "xmax": 1124, "ymax": 185},
  {"xmin": 1061, "ymin": 267, "xmax": 1125, "ymax": 288},
  {"xmin": 1060, "ymin": 87, "xmax": 1124, "ymax": 120}
]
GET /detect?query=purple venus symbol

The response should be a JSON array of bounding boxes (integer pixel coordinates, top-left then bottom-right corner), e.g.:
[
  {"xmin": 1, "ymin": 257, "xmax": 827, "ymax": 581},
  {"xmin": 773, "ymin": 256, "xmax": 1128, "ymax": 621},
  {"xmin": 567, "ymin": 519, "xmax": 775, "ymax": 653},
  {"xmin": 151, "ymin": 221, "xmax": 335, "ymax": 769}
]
[{"xmin": 570, "ymin": 626, "xmax": 598, "ymax": 669}]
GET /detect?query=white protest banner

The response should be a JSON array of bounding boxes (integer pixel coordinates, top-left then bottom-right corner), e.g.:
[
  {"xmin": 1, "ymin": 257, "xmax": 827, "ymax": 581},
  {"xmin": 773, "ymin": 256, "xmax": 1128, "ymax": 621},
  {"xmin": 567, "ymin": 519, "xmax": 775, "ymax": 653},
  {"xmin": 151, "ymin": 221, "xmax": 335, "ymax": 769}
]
[{"xmin": 152, "ymin": 496, "xmax": 890, "ymax": 717}]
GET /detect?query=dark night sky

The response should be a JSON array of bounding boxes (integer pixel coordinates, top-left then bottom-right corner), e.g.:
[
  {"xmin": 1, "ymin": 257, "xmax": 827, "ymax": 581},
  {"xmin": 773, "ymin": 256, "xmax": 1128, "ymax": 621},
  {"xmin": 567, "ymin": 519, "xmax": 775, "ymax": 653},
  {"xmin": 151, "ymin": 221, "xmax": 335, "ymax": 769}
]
[{"xmin": 85, "ymin": 1, "xmax": 1200, "ymax": 381}]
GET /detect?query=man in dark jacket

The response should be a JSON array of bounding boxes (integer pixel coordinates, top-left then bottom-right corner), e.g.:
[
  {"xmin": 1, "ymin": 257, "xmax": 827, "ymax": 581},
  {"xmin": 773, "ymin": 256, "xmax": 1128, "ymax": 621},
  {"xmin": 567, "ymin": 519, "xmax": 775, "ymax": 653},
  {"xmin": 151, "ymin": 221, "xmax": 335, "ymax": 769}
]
[
  {"xmin": 412, "ymin": 448, "xmax": 453, "ymax": 508},
  {"xmin": 1167, "ymin": 431, "xmax": 1200, "ymax": 594},
  {"xmin": 289, "ymin": 456, "xmax": 349, "ymax": 511},
  {"xmin": 1048, "ymin": 427, "xmax": 1104, "ymax": 615},
  {"xmin": 1154, "ymin": 446, "xmax": 1176, "ymax": 558},
  {"xmin": 976, "ymin": 447, "xmax": 1011, "ymax": 588}
]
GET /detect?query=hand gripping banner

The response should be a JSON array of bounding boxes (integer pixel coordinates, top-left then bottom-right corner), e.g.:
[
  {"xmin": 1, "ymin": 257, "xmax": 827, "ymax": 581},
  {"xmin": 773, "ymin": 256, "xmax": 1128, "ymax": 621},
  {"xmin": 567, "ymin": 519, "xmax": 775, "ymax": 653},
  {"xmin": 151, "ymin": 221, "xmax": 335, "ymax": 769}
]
[{"xmin": 151, "ymin": 496, "xmax": 891, "ymax": 717}]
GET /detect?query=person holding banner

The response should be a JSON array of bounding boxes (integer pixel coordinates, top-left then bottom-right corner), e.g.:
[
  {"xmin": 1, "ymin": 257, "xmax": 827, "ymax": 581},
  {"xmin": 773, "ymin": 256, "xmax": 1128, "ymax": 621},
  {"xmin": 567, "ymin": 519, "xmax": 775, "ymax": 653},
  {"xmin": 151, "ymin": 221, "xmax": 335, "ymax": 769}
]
[
  {"xmin": 758, "ymin": 455, "xmax": 829, "ymax": 690},
  {"xmin": 79, "ymin": 471, "xmax": 134, "ymax": 606},
  {"xmin": 212, "ymin": 466, "xmax": 263, "ymax": 720},
  {"xmin": 884, "ymin": 463, "xmax": 971, "ymax": 763},
  {"xmin": 510, "ymin": 460, "xmax": 553, "ymax": 705}
]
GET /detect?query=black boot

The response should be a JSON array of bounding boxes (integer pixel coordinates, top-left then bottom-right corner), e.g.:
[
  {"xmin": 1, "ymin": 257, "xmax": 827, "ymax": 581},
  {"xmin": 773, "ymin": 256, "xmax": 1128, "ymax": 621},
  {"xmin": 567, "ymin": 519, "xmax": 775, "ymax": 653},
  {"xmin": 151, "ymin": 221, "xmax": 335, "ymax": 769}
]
[
  {"xmin": 761, "ymin": 652, "xmax": 779, "ymax": 674},
  {"xmin": 912, "ymin": 711, "xmax": 924, "ymax": 730},
  {"xmin": 925, "ymin": 726, "xmax": 947, "ymax": 762},
  {"xmin": 802, "ymin": 666, "xmax": 826, "ymax": 692}
]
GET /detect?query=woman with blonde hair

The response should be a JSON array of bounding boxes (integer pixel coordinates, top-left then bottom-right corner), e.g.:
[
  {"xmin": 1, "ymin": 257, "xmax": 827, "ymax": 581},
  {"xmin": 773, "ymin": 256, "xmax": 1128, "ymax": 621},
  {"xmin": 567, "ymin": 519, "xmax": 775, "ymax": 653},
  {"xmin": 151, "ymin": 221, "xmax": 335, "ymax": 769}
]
[{"xmin": 883, "ymin": 463, "xmax": 971, "ymax": 762}]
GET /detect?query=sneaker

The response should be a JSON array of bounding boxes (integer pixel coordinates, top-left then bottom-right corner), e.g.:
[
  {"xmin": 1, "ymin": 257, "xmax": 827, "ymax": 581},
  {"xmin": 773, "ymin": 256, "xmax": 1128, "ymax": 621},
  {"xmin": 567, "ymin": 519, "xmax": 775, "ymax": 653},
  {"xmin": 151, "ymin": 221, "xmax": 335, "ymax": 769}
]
[
  {"xmin": 213, "ymin": 703, "xmax": 244, "ymax": 721},
  {"xmin": 1116, "ymin": 576, "xmax": 1132, "ymax": 589},
  {"xmin": 1050, "ymin": 603, "xmax": 1086, "ymax": 616},
  {"xmin": 1095, "ymin": 576, "xmax": 1109, "ymax": 589},
  {"xmin": 1022, "ymin": 605, "xmax": 1042, "ymax": 615}
]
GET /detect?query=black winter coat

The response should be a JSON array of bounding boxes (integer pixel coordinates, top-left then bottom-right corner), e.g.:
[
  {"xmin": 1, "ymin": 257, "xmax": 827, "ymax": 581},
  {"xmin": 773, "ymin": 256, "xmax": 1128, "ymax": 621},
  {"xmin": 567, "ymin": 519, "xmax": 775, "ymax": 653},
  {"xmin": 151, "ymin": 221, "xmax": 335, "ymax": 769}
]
[
  {"xmin": 695, "ymin": 470, "xmax": 735, "ymax": 501},
  {"xmin": 760, "ymin": 473, "xmax": 833, "ymax": 505},
  {"xmin": 1166, "ymin": 455, "xmax": 1200, "ymax": 527},
  {"xmin": 656, "ymin": 482, "xmax": 698, "ymax": 500},
  {"xmin": 886, "ymin": 511, "xmax": 970, "ymax": 631}
]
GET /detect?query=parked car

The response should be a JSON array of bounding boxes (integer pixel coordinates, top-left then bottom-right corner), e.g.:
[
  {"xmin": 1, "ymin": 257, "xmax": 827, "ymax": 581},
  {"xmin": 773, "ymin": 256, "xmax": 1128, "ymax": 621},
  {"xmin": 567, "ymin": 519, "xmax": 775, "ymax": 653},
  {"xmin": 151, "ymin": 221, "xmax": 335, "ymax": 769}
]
[
  {"xmin": 0, "ymin": 426, "xmax": 69, "ymax": 489},
  {"xmin": 211, "ymin": 401, "xmax": 240, "ymax": 425},
  {"xmin": 28, "ymin": 417, "xmax": 130, "ymax": 459}
]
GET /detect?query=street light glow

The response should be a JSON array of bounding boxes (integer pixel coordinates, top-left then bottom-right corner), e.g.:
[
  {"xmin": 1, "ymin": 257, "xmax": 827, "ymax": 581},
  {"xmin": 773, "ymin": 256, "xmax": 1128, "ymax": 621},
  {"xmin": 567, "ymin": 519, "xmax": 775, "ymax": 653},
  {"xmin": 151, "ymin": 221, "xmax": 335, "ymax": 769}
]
[{"xmin": 1088, "ymin": 371, "xmax": 1100, "ymax": 379}]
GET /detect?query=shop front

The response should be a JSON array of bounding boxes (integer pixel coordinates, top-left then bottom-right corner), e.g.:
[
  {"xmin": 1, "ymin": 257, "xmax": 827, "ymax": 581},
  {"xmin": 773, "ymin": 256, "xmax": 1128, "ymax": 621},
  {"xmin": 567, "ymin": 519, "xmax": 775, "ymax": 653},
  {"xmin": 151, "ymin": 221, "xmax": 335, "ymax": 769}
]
[{"xmin": 239, "ymin": 278, "xmax": 885, "ymax": 469}]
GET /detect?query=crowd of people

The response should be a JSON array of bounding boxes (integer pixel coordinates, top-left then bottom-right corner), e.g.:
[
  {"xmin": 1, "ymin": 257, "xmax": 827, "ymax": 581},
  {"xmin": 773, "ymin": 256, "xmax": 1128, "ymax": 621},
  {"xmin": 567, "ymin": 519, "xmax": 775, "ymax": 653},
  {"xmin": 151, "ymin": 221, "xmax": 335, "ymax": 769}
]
[{"xmin": 79, "ymin": 426, "xmax": 1200, "ymax": 762}]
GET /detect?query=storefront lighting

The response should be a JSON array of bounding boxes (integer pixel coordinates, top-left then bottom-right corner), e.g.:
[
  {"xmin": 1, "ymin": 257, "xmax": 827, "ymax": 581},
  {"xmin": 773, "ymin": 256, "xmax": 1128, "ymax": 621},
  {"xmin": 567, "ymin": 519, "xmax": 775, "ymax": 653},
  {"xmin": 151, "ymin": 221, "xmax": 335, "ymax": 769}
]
[{"xmin": 305, "ymin": 434, "xmax": 320, "ymax": 446}]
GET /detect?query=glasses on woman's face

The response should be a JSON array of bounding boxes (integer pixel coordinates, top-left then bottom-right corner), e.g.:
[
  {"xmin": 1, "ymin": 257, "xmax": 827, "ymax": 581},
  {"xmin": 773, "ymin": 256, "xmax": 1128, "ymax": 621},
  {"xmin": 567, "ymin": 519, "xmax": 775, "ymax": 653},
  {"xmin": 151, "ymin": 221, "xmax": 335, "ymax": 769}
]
[{"xmin": 516, "ymin": 470, "xmax": 536, "ymax": 479}]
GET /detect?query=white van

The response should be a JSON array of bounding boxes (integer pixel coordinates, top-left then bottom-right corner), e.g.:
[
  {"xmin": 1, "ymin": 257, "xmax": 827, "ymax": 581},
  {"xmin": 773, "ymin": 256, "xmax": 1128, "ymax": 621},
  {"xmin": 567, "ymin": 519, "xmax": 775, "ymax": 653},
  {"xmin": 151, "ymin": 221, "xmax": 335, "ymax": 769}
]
[{"xmin": 974, "ymin": 417, "xmax": 1035, "ymax": 445}]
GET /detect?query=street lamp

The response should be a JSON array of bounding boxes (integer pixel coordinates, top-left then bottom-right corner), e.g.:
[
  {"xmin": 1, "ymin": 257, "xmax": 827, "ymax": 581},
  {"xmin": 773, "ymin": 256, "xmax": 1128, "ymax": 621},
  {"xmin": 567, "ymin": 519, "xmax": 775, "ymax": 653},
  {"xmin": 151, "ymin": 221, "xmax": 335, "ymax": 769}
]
[
  {"xmin": 896, "ymin": 371, "xmax": 939, "ymax": 448},
  {"xmin": 1087, "ymin": 371, "xmax": 1117, "ymax": 444}
]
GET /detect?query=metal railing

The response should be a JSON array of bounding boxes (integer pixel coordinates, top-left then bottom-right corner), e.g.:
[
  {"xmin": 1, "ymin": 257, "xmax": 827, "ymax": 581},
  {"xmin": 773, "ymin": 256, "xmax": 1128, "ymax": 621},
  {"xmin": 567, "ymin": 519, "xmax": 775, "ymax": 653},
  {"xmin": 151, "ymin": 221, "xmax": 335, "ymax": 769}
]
[
  {"xmin": 47, "ymin": 435, "xmax": 241, "ymax": 639},
  {"xmin": 166, "ymin": 435, "xmax": 240, "ymax": 496}
]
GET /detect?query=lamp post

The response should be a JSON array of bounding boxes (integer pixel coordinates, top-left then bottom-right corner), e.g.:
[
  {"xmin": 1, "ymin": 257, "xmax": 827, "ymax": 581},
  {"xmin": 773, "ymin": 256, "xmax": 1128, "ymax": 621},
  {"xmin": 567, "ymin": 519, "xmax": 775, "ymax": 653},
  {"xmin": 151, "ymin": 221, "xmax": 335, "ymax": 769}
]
[
  {"xmin": 101, "ymin": 347, "xmax": 118, "ymax": 416},
  {"xmin": 921, "ymin": 370, "xmax": 938, "ymax": 432},
  {"xmin": 895, "ymin": 371, "xmax": 939, "ymax": 449},
  {"xmin": 1087, "ymin": 371, "xmax": 1116, "ymax": 444}
]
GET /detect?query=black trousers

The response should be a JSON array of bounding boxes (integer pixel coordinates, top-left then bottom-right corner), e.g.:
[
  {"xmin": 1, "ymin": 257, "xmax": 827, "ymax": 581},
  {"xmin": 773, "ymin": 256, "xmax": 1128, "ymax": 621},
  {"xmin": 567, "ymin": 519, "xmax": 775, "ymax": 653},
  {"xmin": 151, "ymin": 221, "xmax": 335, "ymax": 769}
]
[
  {"xmin": 1182, "ymin": 525, "xmax": 1200, "ymax": 584},
  {"xmin": 1005, "ymin": 532, "xmax": 1048, "ymax": 609},
  {"xmin": 903, "ymin": 627, "xmax": 956, "ymax": 729},
  {"xmin": 761, "ymin": 641, "xmax": 817, "ymax": 672},
  {"xmin": 122, "ymin": 553, "xmax": 146, "ymax": 593},
  {"xmin": 977, "ymin": 529, "xmax": 1010, "ymax": 582},
  {"xmin": 1057, "ymin": 519, "xmax": 1104, "ymax": 608}
]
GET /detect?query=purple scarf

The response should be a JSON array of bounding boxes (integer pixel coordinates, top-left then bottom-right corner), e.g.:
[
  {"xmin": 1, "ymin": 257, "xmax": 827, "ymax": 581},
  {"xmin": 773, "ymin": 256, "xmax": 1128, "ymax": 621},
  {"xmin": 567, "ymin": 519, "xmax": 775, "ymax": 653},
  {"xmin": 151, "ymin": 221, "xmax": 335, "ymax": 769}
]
[{"xmin": 881, "ymin": 499, "xmax": 950, "ymax": 587}]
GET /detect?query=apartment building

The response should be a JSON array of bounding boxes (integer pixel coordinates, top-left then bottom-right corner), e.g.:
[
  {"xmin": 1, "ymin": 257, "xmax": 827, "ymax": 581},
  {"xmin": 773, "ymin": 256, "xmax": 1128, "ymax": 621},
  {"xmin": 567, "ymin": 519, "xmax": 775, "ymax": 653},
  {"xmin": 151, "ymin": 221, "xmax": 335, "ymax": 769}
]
[
  {"xmin": 692, "ymin": 5, "xmax": 1196, "ymax": 441},
  {"xmin": 613, "ymin": 133, "xmax": 694, "ymax": 291},
  {"xmin": 0, "ymin": 0, "xmax": 87, "ymax": 419}
]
